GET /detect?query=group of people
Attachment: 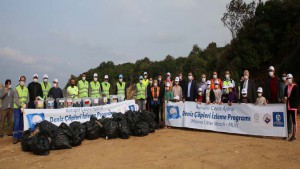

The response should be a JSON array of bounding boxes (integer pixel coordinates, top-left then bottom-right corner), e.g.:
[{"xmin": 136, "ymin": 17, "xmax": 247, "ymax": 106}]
[{"xmin": 0, "ymin": 65, "xmax": 298, "ymax": 144}]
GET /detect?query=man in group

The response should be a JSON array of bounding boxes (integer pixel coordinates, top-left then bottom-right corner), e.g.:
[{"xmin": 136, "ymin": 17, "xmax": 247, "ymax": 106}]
[
  {"xmin": 67, "ymin": 79, "xmax": 78, "ymax": 98},
  {"xmin": 89, "ymin": 73, "xmax": 101, "ymax": 98},
  {"xmin": 150, "ymin": 79, "xmax": 162, "ymax": 125},
  {"xmin": 142, "ymin": 72, "xmax": 149, "ymax": 87},
  {"xmin": 198, "ymin": 74, "xmax": 207, "ymax": 92},
  {"xmin": 115, "ymin": 74, "xmax": 127, "ymax": 101},
  {"xmin": 27, "ymin": 74, "xmax": 43, "ymax": 108},
  {"xmin": 0, "ymin": 79, "xmax": 14, "ymax": 137},
  {"xmin": 184, "ymin": 72, "xmax": 198, "ymax": 101},
  {"xmin": 41, "ymin": 74, "xmax": 51, "ymax": 100},
  {"xmin": 101, "ymin": 75, "xmax": 111, "ymax": 100},
  {"xmin": 78, "ymin": 73, "xmax": 89, "ymax": 98},
  {"xmin": 47, "ymin": 79, "xmax": 63, "ymax": 109},
  {"xmin": 157, "ymin": 75, "xmax": 165, "ymax": 113},
  {"xmin": 240, "ymin": 70, "xmax": 256, "ymax": 103},
  {"xmin": 13, "ymin": 76, "xmax": 29, "ymax": 144},
  {"xmin": 264, "ymin": 66, "xmax": 280, "ymax": 103},
  {"xmin": 210, "ymin": 71, "xmax": 222, "ymax": 89},
  {"xmin": 136, "ymin": 76, "xmax": 146, "ymax": 111},
  {"xmin": 223, "ymin": 71, "xmax": 235, "ymax": 93},
  {"xmin": 146, "ymin": 77, "xmax": 153, "ymax": 111},
  {"xmin": 279, "ymin": 71, "xmax": 287, "ymax": 103}
]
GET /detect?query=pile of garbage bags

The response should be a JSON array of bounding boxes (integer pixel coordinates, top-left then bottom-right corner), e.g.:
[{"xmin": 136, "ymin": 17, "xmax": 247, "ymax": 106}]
[{"xmin": 21, "ymin": 110, "xmax": 157, "ymax": 155}]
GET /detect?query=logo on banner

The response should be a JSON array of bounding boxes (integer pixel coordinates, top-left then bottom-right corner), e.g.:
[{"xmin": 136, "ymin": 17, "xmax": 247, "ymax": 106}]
[
  {"xmin": 128, "ymin": 105, "xmax": 135, "ymax": 111},
  {"xmin": 273, "ymin": 112, "xmax": 284, "ymax": 127},
  {"xmin": 167, "ymin": 106, "xmax": 180, "ymax": 119},
  {"xmin": 26, "ymin": 113, "xmax": 45, "ymax": 129},
  {"xmin": 263, "ymin": 114, "xmax": 272, "ymax": 124}
]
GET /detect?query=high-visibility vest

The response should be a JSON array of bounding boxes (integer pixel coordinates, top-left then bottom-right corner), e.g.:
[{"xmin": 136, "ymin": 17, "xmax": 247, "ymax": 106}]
[
  {"xmin": 101, "ymin": 82, "xmax": 110, "ymax": 97},
  {"xmin": 67, "ymin": 86, "xmax": 79, "ymax": 98},
  {"xmin": 142, "ymin": 79, "xmax": 149, "ymax": 87},
  {"xmin": 41, "ymin": 82, "xmax": 51, "ymax": 99},
  {"xmin": 116, "ymin": 82, "xmax": 126, "ymax": 97},
  {"xmin": 14, "ymin": 85, "xmax": 29, "ymax": 108},
  {"xmin": 223, "ymin": 79, "xmax": 234, "ymax": 93},
  {"xmin": 151, "ymin": 87, "xmax": 160, "ymax": 99},
  {"xmin": 210, "ymin": 79, "xmax": 222, "ymax": 89},
  {"xmin": 78, "ymin": 80, "xmax": 89, "ymax": 98},
  {"xmin": 136, "ymin": 83, "xmax": 146, "ymax": 100},
  {"xmin": 90, "ymin": 81, "xmax": 100, "ymax": 98}
]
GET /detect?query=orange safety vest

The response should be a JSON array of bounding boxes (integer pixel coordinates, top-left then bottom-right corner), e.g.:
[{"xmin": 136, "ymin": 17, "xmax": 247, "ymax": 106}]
[
  {"xmin": 151, "ymin": 87, "xmax": 160, "ymax": 99},
  {"xmin": 210, "ymin": 79, "xmax": 222, "ymax": 89}
]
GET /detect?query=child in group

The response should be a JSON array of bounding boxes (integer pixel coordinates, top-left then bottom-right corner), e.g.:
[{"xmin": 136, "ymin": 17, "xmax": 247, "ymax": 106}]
[
  {"xmin": 255, "ymin": 87, "xmax": 267, "ymax": 105},
  {"xmin": 221, "ymin": 85, "xmax": 228, "ymax": 103},
  {"xmin": 213, "ymin": 81, "xmax": 222, "ymax": 104},
  {"xmin": 196, "ymin": 88, "xmax": 203, "ymax": 104},
  {"xmin": 204, "ymin": 80, "xmax": 215, "ymax": 104},
  {"xmin": 227, "ymin": 84, "xmax": 237, "ymax": 106},
  {"xmin": 240, "ymin": 88, "xmax": 248, "ymax": 103}
]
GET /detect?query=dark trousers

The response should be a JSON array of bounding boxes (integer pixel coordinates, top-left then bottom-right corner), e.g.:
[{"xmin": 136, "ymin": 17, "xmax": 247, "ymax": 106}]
[
  {"xmin": 13, "ymin": 109, "xmax": 24, "ymax": 139},
  {"xmin": 28, "ymin": 101, "xmax": 35, "ymax": 109},
  {"xmin": 152, "ymin": 103, "xmax": 160, "ymax": 124},
  {"xmin": 0, "ymin": 109, "xmax": 13, "ymax": 135},
  {"xmin": 287, "ymin": 110, "xmax": 297, "ymax": 137}
]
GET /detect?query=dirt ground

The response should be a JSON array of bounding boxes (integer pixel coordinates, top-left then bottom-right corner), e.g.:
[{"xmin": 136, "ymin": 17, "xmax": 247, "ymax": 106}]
[{"xmin": 0, "ymin": 119, "xmax": 300, "ymax": 169}]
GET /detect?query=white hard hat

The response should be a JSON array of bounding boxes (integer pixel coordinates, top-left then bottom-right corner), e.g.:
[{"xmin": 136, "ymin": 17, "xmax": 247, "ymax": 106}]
[
  {"xmin": 175, "ymin": 77, "xmax": 179, "ymax": 82},
  {"xmin": 43, "ymin": 74, "xmax": 48, "ymax": 79},
  {"xmin": 174, "ymin": 95, "xmax": 180, "ymax": 100},
  {"xmin": 166, "ymin": 72, "xmax": 171, "ymax": 76},
  {"xmin": 214, "ymin": 80, "xmax": 219, "ymax": 85},
  {"xmin": 53, "ymin": 79, "xmax": 58, "ymax": 83},
  {"xmin": 286, "ymin": 74, "xmax": 293, "ymax": 79},
  {"xmin": 268, "ymin": 66, "xmax": 275, "ymax": 71},
  {"xmin": 33, "ymin": 74, "xmax": 38, "ymax": 78},
  {"xmin": 228, "ymin": 83, "xmax": 234, "ymax": 88},
  {"xmin": 198, "ymin": 88, "xmax": 202, "ymax": 92},
  {"xmin": 93, "ymin": 73, "xmax": 98, "ymax": 77},
  {"xmin": 206, "ymin": 80, "xmax": 211, "ymax": 85},
  {"xmin": 104, "ymin": 75, "xmax": 109, "ymax": 79},
  {"xmin": 222, "ymin": 85, "xmax": 227, "ymax": 89},
  {"xmin": 166, "ymin": 82, "xmax": 170, "ymax": 87},
  {"xmin": 257, "ymin": 87, "xmax": 263, "ymax": 93},
  {"xmin": 139, "ymin": 75, "xmax": 143, "ymax": 80},
  {"xmin": 242, "ymin": 88, "xmax": 247, "ymax": 94},
  {"xmin": 143, "ymin": 72, "xmax": 148, "ymax": 75}
]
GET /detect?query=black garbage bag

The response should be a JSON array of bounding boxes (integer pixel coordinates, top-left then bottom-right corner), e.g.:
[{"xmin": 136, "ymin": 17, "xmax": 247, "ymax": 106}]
[
  {"xmin": 125, "ymin": 111, "xmax": 140, "ymax": 131},
  {"xmin": 36, "ymin": 120, "xmax": 58, "ymax": 137},
  {"xmin": 139, "ymin": 111, "xmax": 157, "ymax": 133},
  {"xmin": 112, "ymin": 112, "xmax": 126, "ymax": 121},
  {"xmin": 117, "ymin": 119, "xmax": 131, "ymax": 139},
  {"xmin": 21, "ymin": 130, "xmax": 33, "ymax": 152},
  {"xmin": 103, "ymin": 119, "xmax": 118, "ymax": 139},
  {"xmin": 98, "ymin": 117, "xmax": 110, "ymax": 138},
  {"xmin": 51, "ymin": 123, "xmax": 73, "ymax": 150},
  {"xmin": 30, "ymin": 130, "xmax": 51, "ymax": 155},
  {"xmin": 132, "ymin": 121, "xmax": 150, "ymax": 137},
  {"xmin": 85, "ymin": 116, "xmax": 101, "ymax": 140},
  {"xmin": 69, "ymin": 121, "xmax": 86, "ymax": 146}
]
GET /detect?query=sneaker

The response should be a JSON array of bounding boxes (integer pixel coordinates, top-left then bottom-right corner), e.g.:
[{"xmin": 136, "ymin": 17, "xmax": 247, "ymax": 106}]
[
  {"xmin": 13, "ymin": 139, "xmax": 19, "ymax": 144},
  {"xmin": 289, "ymin": 136, "xmax": 296, "ymax": 142}
]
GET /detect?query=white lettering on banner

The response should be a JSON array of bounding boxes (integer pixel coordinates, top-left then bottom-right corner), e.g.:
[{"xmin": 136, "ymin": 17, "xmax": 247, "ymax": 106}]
[
  {"xmin": 165, "ymin": 102, "xmax": 287, "ymax": 137},
  {"xmin": 23, "ymin": 100, "xmax": 138, "ymax": 130}
]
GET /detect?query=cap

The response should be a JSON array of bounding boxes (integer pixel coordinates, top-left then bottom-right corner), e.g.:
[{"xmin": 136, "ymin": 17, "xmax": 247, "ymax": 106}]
[
  {"xmin": 139, "ymin": 76, "xmax": 143, "ymax": 80},
  {"xmin": 143, "ymin": 72, "xmax": 148, "ymax": 75},
  {"xmin": 286, "ymin": 74, "xmax": 293, "ymax": 79},
  {"xmin": 166, "ymin": 82, "xmax": 170, "ymax": 87},
  {"xmin": 228, "ymin": 83, "xmax": 234, "ymax": 88},
  {"xmin": 198, "ymin": 88, "xmax": 202, "ymax": 92},
  {"xmin": 268, "ymin": 66, "xmax": 275, "ymax": 71},
  {"xmin": 174, "ymin": 95, "xmax": 180, "ymax": 100},
  {"xmin": 119, "ymin": 74, "xmax": 123, "ymax": 79},
  {"xmin": 206, "ymin": 80, "xmax": 211, "ymax": 85},
  {"xmin": 93, "ymin": 73, "xmax": 98, "ymax": 77},
  {"xmin": 166, "ymin": 72, "xmax": 171, "ymax": 76},
  {"xmin": 257, "ymin": 87, "xmax": 263, "ymax": 93},
  {"xmin": 33, "ymin": 74, "xmax": 38, "ymax": 78},
  {"xmin": 53, "ymin": 79, "xmax": 58, "ymax": 83},
  {"xmin": 104, "ymin": 75, "xmax": 109, "ymax": 79},
  {"xmin": 214, "ymin": 80, "xmax": 219, "ymax": 85},
  {"xmin": 43, "ymin": 74, "xmax": 48, "ymax": 79},
  {"xmin": 242, "ymin": 88, "xmax": 247, "ymax": 94},
  {"xmin": 175, "ymin": 77, "xmax": 179, "ymax": 82}
]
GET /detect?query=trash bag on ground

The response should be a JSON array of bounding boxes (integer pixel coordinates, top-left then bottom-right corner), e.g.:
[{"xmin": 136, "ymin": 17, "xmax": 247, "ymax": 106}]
[
  {"xmin": 125, "ymin": 111, "xmax": 140, "ymax": 131},
  {"xmin": 84, "ymin": 116, "xmax": 101, "ymax": 140},
  {"xmin": 69, "ymin": 121, "xmax": 86, "ymax": 146},
  {"xmin": 112, "ymin": 112, "xmax": 131, "ymax": 139},
  {"xmin": 51, "ymin": 123, "xmax": 73, "ymax": 150},
  {"xmin": 30, "ymin": 130, "xmax": 51, "ymax": 155},
  {"xmin": 36, "ymin": 120, "xmax": 58, "ymax": 137},
  {"xmin": 97, "ymin": 117, "xmax": 110, "ymax": 138},
  {"xmin": 138, "ymin": 111, "xmax": 157, "ymax": 133},
  {"xmin": 132, "ymin": 121, "xmax": 150, "ymax": 137},
  {"xmin": 21, "ymin": 130, "xmax": 33, "ymax": 152},
  {"xmin": 103, "ymin": 119, "xmax": 118, "ymax": 139}
]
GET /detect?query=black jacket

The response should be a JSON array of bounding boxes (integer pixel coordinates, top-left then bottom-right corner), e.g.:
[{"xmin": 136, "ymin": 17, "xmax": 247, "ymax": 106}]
[
  {"xmin": 264, "ymin": 76, "xmax": 280, "ymax": 103},
  {"xmin": 27, "ymin": 82, "xmax": 43, "ymax": 102},
  {"xmin": 284, "ymin": 85, "xmax": 299, "ymax": 109},
  {"xmin": 184, "ymin": 80, "xmax": 198, "ymax": 101},
  {"xmin": 179, "ymin": 79, "xmax": 186, "ymax": 97},
  {"xmin": 203, "ymin": 89, "xmax": 215, "ymax": 103},
  {"xmin": 240, "ymin": 79, "xmax": 256, "ymax": 103}
]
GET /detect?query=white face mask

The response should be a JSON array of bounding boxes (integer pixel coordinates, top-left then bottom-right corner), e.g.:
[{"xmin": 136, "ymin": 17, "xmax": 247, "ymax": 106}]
[
  {"xmin": 282, "ymin": 77, "xmax": 286, "ymax": 81},
  {"xmin": 94, "ymin": 77, "xmax": 98, "ymax": 81},
  {"xmin": 82, "ymin": 77, "xmax": 86, "ymax": 81},
  {"xmin": 166, "ymin": 87, "xmax": 170, "ymax": 90},
  {"xmin": 258, "ymin": 93, "xmax": 262, "ymax": 97},
  {"xmin": 8, "ymin": 85, "xmax": 12, "ymax": 88},
  {"xmin": 213, "ymin": 75, "xmax": 217, "ymax": 79},
  {"xmin": 119, "ymin": 79, "xmax": 123, "ymax": 82},
  {"xmin": 207, "ymin": 85, "xmax": 211, "ymax": 89},
  {"xmin": 33, "ymin": 78, "xmax": 38, "ymax": 83},
  {"xmin": 225, "ymin": 74, "xmax": 230, "ymax": 79},
  {"xmin": 269, "ymin": 71, "xmax": 274, "ymax": 77},
  {"xmin": 198, "ymin": 92, "xmax": 202, "ymax": 96},
  {"xmin": 140, "ymin": 80, "xmax": 143, "ymax": 83},
  {"xmin": 202, "ymin": 78, "xmax": 206, "ymax": 82},
  {"xmin": 242, "ymin": 94, "xmax": 247, "ymax": 97},
  {"xmin": 53, "ymin": 83, "xmax": 57, "ymax": 88},
  {"xmin": 158, "ymin": 78, "xmax": 162, "ymax": 81},
  {"xmin": 244, "ymin": 76, "xmax": 248, "ymax": 80},
  {"xmin": 188, "ymin": 75, "xmax": 192, "ymax": 80},
  {"xmin": 154, "ymin": 83, "xmax": 157, "ymax": 87},
  {"xmin": 149, "ymin": 81, "xmax": 152, "ymax": 84},
  {"xmin": 144, "ymin": 76, "xmax": 147, "ymax": 79},
  {"xmin": 179, "ymin": 76, "xmax": 182, "ymax": 80},
  {"xmin": 287, "ymin": 79, "xmax": 293, "ymax": 84},
  {"xmin": 215, "ymin": 85, "xmax": 219, "ymax": 89},
  {"xmin": 175, "ymin": 81, "xmax": 179, "ymax": 85},
  {"xmin": 43, "ymin": 78, "xmax": 48, "ymax": 83},
  {"xmin": 20, "ymin": 81, "xmax": 25, "ymax": 86}
]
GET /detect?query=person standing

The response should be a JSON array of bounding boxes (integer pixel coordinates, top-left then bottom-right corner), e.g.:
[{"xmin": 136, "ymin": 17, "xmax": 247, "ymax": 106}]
[
  {"xmin": 13, "ymin": 76, "xmax": 29, "ymax": 144},
  {"xmin": 172, "ymin": 77, "xmax": 183, "ymax": 101},
  {"xmin": 184, "ymin": 72, "xmax": 198, "ymax": 101},
  {"xmin": 178, "ymin": 73, "xmax": 186, "ymax": 97},
  {"xmin": 199, "ymin": 74, "xmax": 207, "ymax": 93},
  {"xmin": 78, "ymin": 73, "xmax": 89, "ymax": 98},
  {"xmin": 223, "ymin": 71, "xmax": 235, "ymax": 93},
  {"xmin": 136, "ymin": 76, "xmax": 146, "ymax": 111},
  {"xmin": 67, "ymin": 79, "xmax": 79, "ymax": 98},
  {"xmin": 89, "ymin": 73, "xmax": 101, "ymax": 98},
  {"xmin": 240, "ymin": 70, "xmax": 256, "ymax": 103},
  {"xmin": 210, "ymin": 71, "xmax": 223, "ymax": 89},
  {"xmin": 264, "ymin": 66, "xmax": 280, "ymax": 103},
  {"xmin": 142, "ymin": 72, "xmax": 149, "ymax": 87},
  {"xmin": 278, "ymin": 71, "xmax": 287, "ymax": 103},
  {"xmin": 40, "ymin": 74, "xmax": 51, "ymax": 100},
  {"xmin": 150, "ymin": 79, "xmax": 162, "ymax": 125},
  {"xmin": 101, "ymin": 75, "xmax": 111, "ymax": 99},
  {"xmin": 115, "ymin": 74, "xmax": 127, "ymax": 101},
  {"xmin": 27, "ymin": 74, "xmax": 43, "ymax": 108},
  {"xmin": 203, "ymin": 81, "xmax": 215, "ymax": 104},
  {"xmin": 284, "ymin": 74, "xmax": 299, "ymax": 142},
  {"xmin": 146, "ymin": 77, "xmax": 153, "ymax": 111},
  {"xmin": 47, "ymin": 79, "xmax": 63, "ymax": 109},
  {"xmin": 0, "ymin": 79, "xmax": 14, "ymax": 137}
]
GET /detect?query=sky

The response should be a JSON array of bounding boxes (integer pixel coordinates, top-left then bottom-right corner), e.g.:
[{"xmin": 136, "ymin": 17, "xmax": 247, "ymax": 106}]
[{"xmin": 0, "ymin": 0, "xmax": 258, "ymax": 87}]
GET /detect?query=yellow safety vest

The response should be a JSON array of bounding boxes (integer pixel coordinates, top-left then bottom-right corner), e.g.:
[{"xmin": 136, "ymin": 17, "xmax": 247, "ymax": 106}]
[
  {"xmin": 41, "ymin": 82, "xmax": 51, "ymax": 100},
  {"xmin": 116, "ymin": 82, "xmax": 126, "ymax": 97},
  {"xmin": 90, "ymin": 81, "xmax": 100, "ymax": 98},
  {"xmin": 136, "ymin": 83, "xmax": 146, "ymax": 100},
  {"xmin": 78, "ymin": 80, "xmax": 89, "ymax": 98},
  {"xmin": 14, "ymin": 85, "xmax": 28, "ymax": 108},
  {"xmin": 223, "ymin": 79, "xmax": 234, "ymax": 93},
  {"xmin": 67, "ymin": 86, "xmax": 79, "ymax": 98},
  {"xmin": 101, "ymin": 82, "xmax": 110, "ymax": 97},
  {"xmin": 142, "ymin": 79, "xmax": 149, "ymax": 87}
]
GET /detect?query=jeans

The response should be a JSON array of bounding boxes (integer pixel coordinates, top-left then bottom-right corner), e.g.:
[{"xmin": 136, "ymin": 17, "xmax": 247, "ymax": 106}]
[{"xmin": 13, "ymin": 109, "xmax": 24, "ymax": 139}]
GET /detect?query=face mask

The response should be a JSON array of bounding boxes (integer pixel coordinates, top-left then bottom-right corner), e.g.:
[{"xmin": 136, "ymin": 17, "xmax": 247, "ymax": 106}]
[
  {"xmin": 53, "ymin": 83, "xmax": 57, "ymax": 88},
  {"xmin": 282, "ymin": 77, "xmax": 286, "ymax": 81},
  {"xmin": 154, "ymin": 83, "xmax": 157, "ymax": 87},
  {"xmin": 269, "ymin": 71, "xmax": 274, "ymax": 77},
  {"xmin": 82, "ymin": 77, "xmax": 86, "ymax": 81},
  {"xmin": 94, "ymin": 78, "xmax": 98, "ymax": 81},
  {"xmin": 158, "ymin": 78, "xmax": 162, "ymax": 81},
  {"xmin": 258, "ymin": 93, "xmax": 262, "ymax": 97},
  {"xmin": 43, "ymin": 79, "xmax": 48, "ymax": 83},
  {"xmin": 20, "ymin": 81, "xmax": 25, "ymax": 86},
  {"xmin": 119, "ymin": 79, "xmax": 123, "ymax": 82},
  {"xmin": 144, "ymin": 76, "xmax": 147, "ymax": 79},
  {"xmin": 244, "ymin": 76, "xmax": 248, "ymax": 80},
  {"xmin": 198, "ymin": 92, "xmax": 202, "ymax": 96},
  {"xmin": 140, "ymin": 80, "xmax": 143, "ymax": 83},
  {"xmin": 225, "ymin": 74, "xmax": 230, "ymax": 79},
  {"xmin": 8, "ymin": 85, "xmax": 12, "ymax": 88},
  {"xmin": 179, "ymin": 76, "xmax": 182, "ymax": 80},
  {"xmin": 188, "ymin": 75, "xmax": 192, "ymax": 80},
  {"xmin": 175, "ymin": 81, "xmax": 179, "ymax": 85},
  {"xmin": 149, "ymin": 81, "xmax": 153, "ymax": 84},
  {"xmin": 202, "ymin": 78, "xmax": 206, "ymax": 82},
  {"xmin": 242, "ymin": 94, "xmax": 247, "ymax": 97},
  {"xmin": 287, "ymin": 79, "xmax": 293, "ymax": 84},
  {"xmin": 215, "ymin": 85, "xmax": 219, "ymax": 89},
  {"xmin": 166, "ymin": 87, "xmax": 170, "ymax": 90},
  {"xmin": 33, "ymin": 78, "xmax": 38, "ymax": 83},
  {"xmin": 213, "ymin": 75, "xmax": 217, "ymax": 79},
  {"xmin": 207, "ymin": 85, "xmax": 211, "ymax": 89}
]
